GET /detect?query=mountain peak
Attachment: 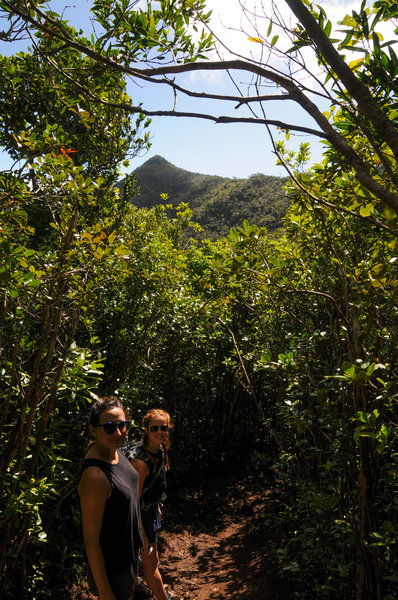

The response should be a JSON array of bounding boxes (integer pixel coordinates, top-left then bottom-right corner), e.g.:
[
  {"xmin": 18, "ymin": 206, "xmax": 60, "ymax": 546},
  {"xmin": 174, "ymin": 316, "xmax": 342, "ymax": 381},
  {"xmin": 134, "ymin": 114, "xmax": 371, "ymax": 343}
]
[
  {"xmin": 135, "ymin": 155, "xmax": 173, "ymax": 170},
  {"xmin": 133, "ymin": 155, "xmax": 213, "ymax": 178},
  {"xmin": 120, "ymin": 156, "xmax": 289, "ymax": 239},
  {"xmin": 129, "ymin": 156, "xmax": 227, "ymax": 211}
]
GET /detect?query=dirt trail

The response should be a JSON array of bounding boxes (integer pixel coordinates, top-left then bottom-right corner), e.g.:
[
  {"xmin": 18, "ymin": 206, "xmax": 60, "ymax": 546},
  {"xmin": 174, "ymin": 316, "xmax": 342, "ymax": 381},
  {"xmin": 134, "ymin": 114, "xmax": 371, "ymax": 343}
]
[
  {"xmin": 65, "ymin": 464, "xmax": 289, "ymax": 600},
  {"xmin": 159, "ymin": 466, "xmax": 289, "ymax": 600}
]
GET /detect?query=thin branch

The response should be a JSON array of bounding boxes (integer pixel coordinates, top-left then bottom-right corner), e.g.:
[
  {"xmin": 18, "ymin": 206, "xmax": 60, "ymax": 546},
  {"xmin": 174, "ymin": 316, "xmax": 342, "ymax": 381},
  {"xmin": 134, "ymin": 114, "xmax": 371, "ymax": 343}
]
[
  {"xmin": 41, "ymin": 52, "xmax": 329, "ymax": 138},
  {"xmin": 218, "ymin": 317, "xmax": 267, "ymax": 426}
]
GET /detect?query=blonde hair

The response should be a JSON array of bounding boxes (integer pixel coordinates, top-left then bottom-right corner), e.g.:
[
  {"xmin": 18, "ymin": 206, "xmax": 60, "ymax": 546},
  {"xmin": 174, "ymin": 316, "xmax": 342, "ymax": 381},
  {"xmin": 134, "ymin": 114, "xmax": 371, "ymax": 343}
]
[{"xmin": 142, "ymin": 408, "xmax": 172, "ymax": 469}]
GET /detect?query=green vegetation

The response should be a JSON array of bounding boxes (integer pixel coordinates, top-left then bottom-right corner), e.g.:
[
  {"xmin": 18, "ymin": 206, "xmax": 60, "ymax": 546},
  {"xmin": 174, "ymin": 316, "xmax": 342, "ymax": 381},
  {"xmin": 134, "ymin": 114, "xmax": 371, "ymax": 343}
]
[
  {"xmin": 119, "ymin": 155, "xmax": 289, "ymax": 239},
  {"xmin": 0, "ymin": 2, "xmax": 397, "ymax": 600}
]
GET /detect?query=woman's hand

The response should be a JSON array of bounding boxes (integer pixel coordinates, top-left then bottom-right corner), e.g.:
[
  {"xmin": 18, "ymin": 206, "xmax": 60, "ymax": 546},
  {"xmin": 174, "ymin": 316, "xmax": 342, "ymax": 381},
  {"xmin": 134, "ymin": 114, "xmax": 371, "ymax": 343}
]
[{"xmin": 140, "ymin": 532, "xmax": 150, "ymax": 556}]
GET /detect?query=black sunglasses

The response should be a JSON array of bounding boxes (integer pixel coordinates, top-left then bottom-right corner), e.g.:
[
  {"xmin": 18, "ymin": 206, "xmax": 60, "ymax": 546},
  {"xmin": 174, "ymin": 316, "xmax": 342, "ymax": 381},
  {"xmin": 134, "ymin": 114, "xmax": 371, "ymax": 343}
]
[
  {"xmin": 150, "ymin": 425, "xmax": 168, "ymax": 433},
  {"xmin": 97, "ymin": 420, "xmax": 130, "ymax": 434}
]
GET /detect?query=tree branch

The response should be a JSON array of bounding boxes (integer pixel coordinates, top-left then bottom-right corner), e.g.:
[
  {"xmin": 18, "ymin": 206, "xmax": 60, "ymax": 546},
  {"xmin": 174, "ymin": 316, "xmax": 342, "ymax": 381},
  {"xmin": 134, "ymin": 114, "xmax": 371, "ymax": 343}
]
[
  {"xmin": 284, "ymin": 0, "xmax": 398, "ymax": 161},
  {"xmin": 5, "ymin": 0, "xmax": 398, "ymax": 212}
]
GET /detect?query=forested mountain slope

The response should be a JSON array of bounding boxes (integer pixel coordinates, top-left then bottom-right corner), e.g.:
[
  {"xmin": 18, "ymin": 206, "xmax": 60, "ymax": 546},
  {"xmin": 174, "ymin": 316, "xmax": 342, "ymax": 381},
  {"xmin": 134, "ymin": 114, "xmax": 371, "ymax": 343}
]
[{"xmin": 118, "ymin": 156, "xmax": 289, "ymax": 238}]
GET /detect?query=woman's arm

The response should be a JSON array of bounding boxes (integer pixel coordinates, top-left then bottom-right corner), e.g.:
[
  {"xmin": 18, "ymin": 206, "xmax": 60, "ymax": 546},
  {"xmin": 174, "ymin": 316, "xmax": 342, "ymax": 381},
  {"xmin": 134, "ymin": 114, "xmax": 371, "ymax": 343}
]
[{"xmin": 78, "ymin": 467, "xmax": 116, "ymax": 600}]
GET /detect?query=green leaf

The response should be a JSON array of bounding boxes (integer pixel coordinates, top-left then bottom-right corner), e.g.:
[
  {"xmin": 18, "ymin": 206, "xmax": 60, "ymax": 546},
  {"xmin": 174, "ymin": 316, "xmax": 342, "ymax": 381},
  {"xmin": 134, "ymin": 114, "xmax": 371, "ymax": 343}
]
[
  {"xmin": 340, "ymin": 15, "xmax": 357, "ymax": 27},
  {"xmin": 228, "ymin": 228, "xmax": 239, "ymax": 241},
  {"xmin": 149, "ymin": 15, "xmax": 156, "ymax": 37},
  {"xmin": 359, "ymin": 203, "xmax": 375, "ymax": 217},
  {"xmin": 342, "ymin": 361, "xmax": 355, "ymax": 378},
  {"xmin": 349, "ymin": 58, "xmax": 363, "ymax": 70},
  {"xmin": 324, "ymin": 20, "xmax": 332, "ymax": 37}
]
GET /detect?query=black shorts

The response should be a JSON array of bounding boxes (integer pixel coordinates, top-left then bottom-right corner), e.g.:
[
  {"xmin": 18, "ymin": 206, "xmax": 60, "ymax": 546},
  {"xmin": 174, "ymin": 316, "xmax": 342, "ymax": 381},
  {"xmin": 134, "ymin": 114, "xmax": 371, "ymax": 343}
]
[
  {"xmin": 141, "ymin": 506, "xmax": 161, "ymax": 544},
  {"xmin": 87, "ymin": 561, "xmax": 136, "ymax": 600}
]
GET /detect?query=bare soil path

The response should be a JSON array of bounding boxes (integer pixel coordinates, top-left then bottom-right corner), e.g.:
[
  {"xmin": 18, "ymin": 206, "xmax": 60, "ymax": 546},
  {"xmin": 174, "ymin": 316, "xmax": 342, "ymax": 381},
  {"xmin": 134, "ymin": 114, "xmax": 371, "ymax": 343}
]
[{"xmin": 158, "ymin": 465, "xmax": 290, "ymax": 600}]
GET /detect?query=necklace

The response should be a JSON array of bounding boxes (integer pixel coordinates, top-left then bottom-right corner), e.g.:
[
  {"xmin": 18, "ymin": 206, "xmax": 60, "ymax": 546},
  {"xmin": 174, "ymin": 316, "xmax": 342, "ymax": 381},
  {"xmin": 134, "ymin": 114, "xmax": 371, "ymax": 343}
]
[{"xmin": 146, "ymin": 447, "xmax": 162, "ymax": 459}]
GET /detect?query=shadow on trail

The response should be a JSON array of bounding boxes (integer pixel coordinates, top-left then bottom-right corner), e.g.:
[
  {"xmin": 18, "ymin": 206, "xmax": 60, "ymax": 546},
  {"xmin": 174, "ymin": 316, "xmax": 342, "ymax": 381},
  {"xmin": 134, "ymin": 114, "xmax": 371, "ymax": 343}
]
[
  {"xmin": 194, "ymin": 526, "xmax": 287, "ymax": 600},
  {"xmin": 159, "ymin": 462, "xmax": 292, "ymax": 600},
  {"xmin": 164, "ymin": 464, "xmax": 269, "ymax": 535}
]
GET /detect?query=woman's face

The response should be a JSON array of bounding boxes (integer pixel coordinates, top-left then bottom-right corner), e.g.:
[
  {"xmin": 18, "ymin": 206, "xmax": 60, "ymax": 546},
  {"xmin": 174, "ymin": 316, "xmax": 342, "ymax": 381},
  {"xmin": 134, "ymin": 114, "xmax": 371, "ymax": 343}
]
[
  {"xmin": 90, "ymin": 406, "xmax": 129, "ymax": 450},
  {"xmin": 146, "ymin": 414, "xmax": 169, "ymax": 448}
]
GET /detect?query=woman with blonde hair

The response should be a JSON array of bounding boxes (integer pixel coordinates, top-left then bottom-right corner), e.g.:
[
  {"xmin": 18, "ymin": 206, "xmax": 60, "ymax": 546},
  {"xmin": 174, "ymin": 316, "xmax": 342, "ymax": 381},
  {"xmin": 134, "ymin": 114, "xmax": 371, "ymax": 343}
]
[{"xmin": 125, "ymin": 408, "xmax": 173, "ymax": 600}]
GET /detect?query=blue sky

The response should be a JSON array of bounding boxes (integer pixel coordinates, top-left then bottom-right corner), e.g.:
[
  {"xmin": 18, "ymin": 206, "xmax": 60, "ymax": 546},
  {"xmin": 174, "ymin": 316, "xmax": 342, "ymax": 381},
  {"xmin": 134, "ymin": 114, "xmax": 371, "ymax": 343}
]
[
  {"xmin": 128, "ymin": 76, "xmax": 328, "ymax": 178},
  {"xmin": 124, "ymin": 55, "xmax": 328, "ymax": 178},
  {"xmin": 0, "ymin": 0, "xmax": 351, "ymax": 179},
  {"xmin": 129, "ymin": 96, "xmax": 327, "ymax": 179}
]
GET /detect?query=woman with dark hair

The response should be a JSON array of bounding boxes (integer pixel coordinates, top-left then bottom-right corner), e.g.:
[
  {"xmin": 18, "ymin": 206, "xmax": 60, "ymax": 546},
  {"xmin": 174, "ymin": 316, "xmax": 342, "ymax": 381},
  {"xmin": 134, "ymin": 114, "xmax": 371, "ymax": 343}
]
[
  {"xmin": 126, "ymin": 408, "xmax": 173, "ymax": 600},
  {"xmin": 78, "ymin": 397, "xmax": 143, "ymax": 600}
]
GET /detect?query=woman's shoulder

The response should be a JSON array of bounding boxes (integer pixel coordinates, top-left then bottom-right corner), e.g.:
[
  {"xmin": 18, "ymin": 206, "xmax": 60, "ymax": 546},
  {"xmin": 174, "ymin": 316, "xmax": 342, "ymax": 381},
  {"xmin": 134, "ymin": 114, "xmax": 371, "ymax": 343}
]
[{"xmin": 79, "ymin": 460, "xmax": 111, "ymax": 495}]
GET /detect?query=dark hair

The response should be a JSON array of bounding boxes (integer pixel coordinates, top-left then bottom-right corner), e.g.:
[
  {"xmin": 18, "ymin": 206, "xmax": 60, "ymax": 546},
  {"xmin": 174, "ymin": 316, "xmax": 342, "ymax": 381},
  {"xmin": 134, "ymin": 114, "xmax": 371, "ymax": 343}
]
[
  {"xmin": 142, "ymin": 408, "xmax": 172, "ymax": 469},
  {"xmin": 89, "ymin": 396, "xmax": 124, "ymax": 427}
]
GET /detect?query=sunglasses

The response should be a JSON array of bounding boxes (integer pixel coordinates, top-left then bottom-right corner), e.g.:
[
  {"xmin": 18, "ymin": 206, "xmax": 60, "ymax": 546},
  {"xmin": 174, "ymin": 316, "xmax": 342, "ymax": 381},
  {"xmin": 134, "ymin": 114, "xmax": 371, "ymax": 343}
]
[
  {"xmin": 97, "ymin": 420, "xmax": 130, "ymax": 434},
  {"xmin": 149, "ymin": 425, "xmax": 168, "ymax": 433}
]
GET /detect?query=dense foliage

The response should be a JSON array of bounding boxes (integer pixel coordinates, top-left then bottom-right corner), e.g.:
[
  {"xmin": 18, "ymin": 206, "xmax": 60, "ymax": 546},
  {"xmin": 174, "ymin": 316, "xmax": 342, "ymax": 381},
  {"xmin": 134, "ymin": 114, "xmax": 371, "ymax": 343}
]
[
  {"xmin": 119, "ymin": 155, "xmax": 289, "ymax": 239},
  {"xmin": 0, "ymin": 2, "xmax": 397, "ymax": 600}
]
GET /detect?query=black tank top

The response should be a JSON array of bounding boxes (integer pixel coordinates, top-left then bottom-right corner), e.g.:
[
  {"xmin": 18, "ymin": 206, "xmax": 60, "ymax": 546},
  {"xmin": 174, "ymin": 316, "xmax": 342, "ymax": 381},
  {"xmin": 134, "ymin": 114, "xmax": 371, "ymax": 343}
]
[
  {"xmin": 80, "ymin": 451, "xmax": 143, "ymax": 572},
  {"xmin": 123, "ymin": 442, "xmax": 167, "ymax": 510}
]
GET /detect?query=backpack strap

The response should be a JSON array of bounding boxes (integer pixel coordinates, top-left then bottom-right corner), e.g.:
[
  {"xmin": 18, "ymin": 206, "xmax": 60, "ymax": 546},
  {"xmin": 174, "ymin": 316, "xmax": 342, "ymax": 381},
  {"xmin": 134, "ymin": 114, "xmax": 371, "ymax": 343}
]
[
  {"xmin": 122, "ymin": 440, "xmax": 144, "ymax": 463},
  {"xmin": 122, "ymin": 441, "xmax": 163, "ymax": 497}
]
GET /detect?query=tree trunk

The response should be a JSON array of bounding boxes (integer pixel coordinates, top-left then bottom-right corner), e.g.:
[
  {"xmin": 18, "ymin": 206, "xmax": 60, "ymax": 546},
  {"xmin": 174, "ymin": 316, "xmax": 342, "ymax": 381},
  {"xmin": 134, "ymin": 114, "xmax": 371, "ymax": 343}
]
[{"xmin": 356, "ymin": 437, "xmax": 382, "ymax": 600}]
